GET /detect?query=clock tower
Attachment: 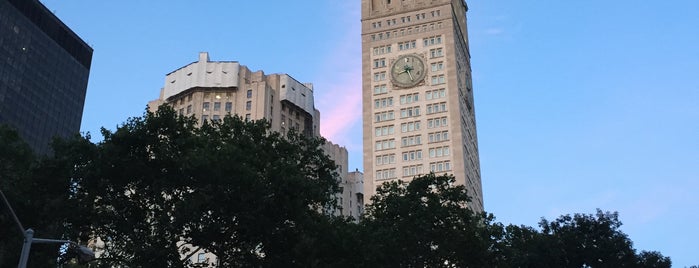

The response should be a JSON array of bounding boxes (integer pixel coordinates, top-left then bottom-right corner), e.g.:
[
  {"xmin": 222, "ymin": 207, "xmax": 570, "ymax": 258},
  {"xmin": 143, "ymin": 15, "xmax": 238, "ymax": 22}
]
[{"xmin": 361, "ymin": 0, "xmax": 483, "ymax": 211}]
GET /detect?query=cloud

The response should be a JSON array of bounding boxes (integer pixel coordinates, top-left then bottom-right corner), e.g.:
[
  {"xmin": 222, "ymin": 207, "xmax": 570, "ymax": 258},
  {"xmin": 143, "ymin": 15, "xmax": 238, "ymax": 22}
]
[
  {"xmin": 317, "ymin": 70, "xmax": 362, "ymax": 143},
  {"xmin": 314, "ymin": 1, "xmax": 363, "ymax": 151}
]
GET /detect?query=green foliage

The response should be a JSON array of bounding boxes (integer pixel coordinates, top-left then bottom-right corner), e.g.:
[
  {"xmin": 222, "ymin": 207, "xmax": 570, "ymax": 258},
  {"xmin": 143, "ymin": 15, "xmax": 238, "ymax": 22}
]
[
  {"xmin": 0, "ymin": 115, "xmax": 675, "ymax": 267},
  {"xmin": 359, "ymin": 173, "xmax": 499, "ymax": 267},
  {"xmin": 0, "ymin": 125, "xmax": 87, "ymax": 267},
  {"xmin": 56, "ymin": 106, "xmax": 340, "ymax": 267},
  {"xmin": 497, "ymin": 210, "xmax": 672, "ymax": 268},
  {"xmin": 636, "ymin": 251, "xmax": 672, "ymax": 268}
]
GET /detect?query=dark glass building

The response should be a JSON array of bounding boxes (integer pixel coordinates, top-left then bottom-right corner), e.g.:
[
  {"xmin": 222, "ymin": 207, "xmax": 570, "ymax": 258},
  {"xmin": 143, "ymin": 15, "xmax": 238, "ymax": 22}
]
[{"xmin": 0, "ymin": 0, "xmax": 92, "ymax": 154}]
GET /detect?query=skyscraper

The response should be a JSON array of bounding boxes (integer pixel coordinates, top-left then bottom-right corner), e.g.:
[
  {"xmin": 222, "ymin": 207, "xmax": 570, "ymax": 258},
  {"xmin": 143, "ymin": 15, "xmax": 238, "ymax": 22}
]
[
  {"xmin": 361, "ymin": 0, "xmax": 483, "ymax": 211},
  {"xmin": 0, "ymin": 0, "xmax": 93, "ymax": 154}
]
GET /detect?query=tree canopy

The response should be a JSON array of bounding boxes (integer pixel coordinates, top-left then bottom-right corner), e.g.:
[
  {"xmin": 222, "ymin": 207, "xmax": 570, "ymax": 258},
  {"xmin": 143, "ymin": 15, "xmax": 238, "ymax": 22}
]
[
  {"xmin": 0, "ymin": 108, "xmax": 674, "ymax": 267},
  {"xmin": 61, "ymin": 107, "xmax": 341, "ymax": 267}
]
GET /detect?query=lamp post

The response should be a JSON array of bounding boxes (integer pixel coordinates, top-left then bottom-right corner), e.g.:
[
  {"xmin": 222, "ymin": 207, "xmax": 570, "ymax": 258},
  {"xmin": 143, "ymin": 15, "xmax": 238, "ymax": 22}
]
[{"xmin": 0, "ymin": 189, "xmax": 94, "ymax": 267}]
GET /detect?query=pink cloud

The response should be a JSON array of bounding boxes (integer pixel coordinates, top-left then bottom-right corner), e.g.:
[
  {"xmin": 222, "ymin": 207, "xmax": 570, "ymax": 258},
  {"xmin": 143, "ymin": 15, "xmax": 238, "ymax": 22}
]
[
  {"xmin": 314, "ymin": 1, "xmax": 362, "ymax": 149},
  {"xmin": 318, "ymin": 70, "xmax": 362, "ymax": 142}
]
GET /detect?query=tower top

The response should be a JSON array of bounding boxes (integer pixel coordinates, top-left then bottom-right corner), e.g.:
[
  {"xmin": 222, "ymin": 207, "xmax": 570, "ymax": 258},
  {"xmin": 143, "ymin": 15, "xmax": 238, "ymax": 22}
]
[
  {"xmin": 361, "ymin": 0, "xmax": 467, "ymax": 20},
  {"xmin": 198, "ymin": 52, "xmax": 210, "ymax": 62}
]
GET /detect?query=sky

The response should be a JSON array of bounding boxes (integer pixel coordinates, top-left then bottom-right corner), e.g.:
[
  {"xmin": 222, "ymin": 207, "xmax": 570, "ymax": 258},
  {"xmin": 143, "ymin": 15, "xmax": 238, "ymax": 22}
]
[{"xmin": 40, "ymin": 0, "xmax": 698, "ymax": 266}]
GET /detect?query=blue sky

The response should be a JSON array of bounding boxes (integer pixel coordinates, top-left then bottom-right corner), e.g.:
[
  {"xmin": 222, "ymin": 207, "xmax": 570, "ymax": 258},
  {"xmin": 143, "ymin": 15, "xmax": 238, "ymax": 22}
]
[{"xmin": 41, "ymin": 0, "xmax": 698, "ymax": 266}]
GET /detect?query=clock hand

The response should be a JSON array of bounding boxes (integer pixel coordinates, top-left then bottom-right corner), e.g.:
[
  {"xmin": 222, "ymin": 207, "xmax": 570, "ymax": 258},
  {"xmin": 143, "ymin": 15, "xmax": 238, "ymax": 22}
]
[{"xmin": 407, "ymin": 69, "xmax": 414, "ymax": 80}]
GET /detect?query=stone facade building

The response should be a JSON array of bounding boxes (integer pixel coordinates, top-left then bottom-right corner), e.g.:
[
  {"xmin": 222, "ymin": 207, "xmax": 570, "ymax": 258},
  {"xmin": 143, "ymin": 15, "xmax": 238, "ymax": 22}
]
[
  {"xmin": 148, "ymin": 52, "xmax": 362, "ymax": 265},
  {"xmin": 361, "ymin": 0, "xmax": 483, "ymax": 211}
]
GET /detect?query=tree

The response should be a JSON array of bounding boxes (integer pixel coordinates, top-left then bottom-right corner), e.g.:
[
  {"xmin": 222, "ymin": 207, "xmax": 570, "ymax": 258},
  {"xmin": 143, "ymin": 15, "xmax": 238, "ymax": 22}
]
[
  {"xmin": 0, "ymin": 124, "xmax": 35, "ymax": 266},
  {"xmin": 0, "ymin": 125, "xmax": 89, "ymax": 267},
  {"xmin": 636, "ymin": 250, "xmax": 671, "ymax": 268},
  {"xmin": 498, "ymin": 210, "xmax": 672, "ymax": 268},
  {"xmin": 51, "ymin": 106, "xmax": 341, "ymax": 267},
  {"xmin": 2, "ymin": 113, "xmax": 676, "ymax": 267},
  {"xmin": 358, "ymin": 173, "xmax": 499, "ymax": 267}
]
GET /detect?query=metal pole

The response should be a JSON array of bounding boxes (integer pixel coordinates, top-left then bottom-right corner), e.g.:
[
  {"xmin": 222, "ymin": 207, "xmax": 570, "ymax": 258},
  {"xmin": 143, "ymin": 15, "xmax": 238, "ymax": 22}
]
[
  {"xmin": 18, "ymin": 228, "xmax": 33, "ymax": 268},
  {"xmin": 0, "ymin": 189, "xmax": 25, "ymax": 234}
]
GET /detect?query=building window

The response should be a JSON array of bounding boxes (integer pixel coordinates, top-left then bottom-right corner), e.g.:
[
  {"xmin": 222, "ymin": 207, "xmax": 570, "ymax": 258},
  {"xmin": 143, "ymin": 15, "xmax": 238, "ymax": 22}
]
[
  {"xmin": 374, "ymin": 58, "xmax": 387, "ymax": 68},
  {"xmin": 428, "ymin": 131, "xmax": 449, "ymax": 143},
  {"xmin": 374, "ymin": 71, "xmax": 387, "ymax": 82},
  {"xmin": 400, "ymin": 121, "xmax": 421, "ymax": 133},
  {"xmin": 402, "ymin": 164, "xmax": 423, "ymax": 177},
  {"xmin": 430, "ymin": 161, "xmax": 451, "ymax": 172},
  {"xmin": 431, "ymin": 75, "xmax": 446, "ymax": 85},
  {"xmin": 201, "ymin": 115, "xmax": 208, "ymax": 122},
  {"xmin": 186, "ymin": 105, "xmax": 192, "ymax": 114},
  {"xmin": 399, "ymin": 93, "xmax": 419, "ymax": 105},
  {"xmin": 423, "ymin": 35, "xmax": 443, "ymax": 47},
  {"xmin": 373, "ymin": 45, "xmax": 392, "ymax": 56},
  {"xmin": 374, "ymin": 97, "xmax": 393, "ymax": 109},
  {"xmin": 375, "ymin": 125, "xmax": 395, "ymax": 137},
  {"xmin": 376, "ymin": 154, "xmax": 396, "ymax": 166},
  {"xmin": 225, "ymin": 102, "xmax": 232, "ymax": 112},
  {"xmin": 375, "ymin": 139, "xmax": 396, "ymax": 151},
  {"xmin": 427, "ymin": 117, "xmax": 448, "ymax": 129},
  {"xmin": 431, "ymin": 62, "xmax": 444, "ymax": 72},
  {"xmin": 426, "ymin": 102, "xmax": 447, "ymax": 114},
  {"xmin": 197, "ymin": 253, "xmax": 206, "ymax": 263},
  {"xmin": 399, "ymin": 106, "xmax": 420, "ymax": 118},
  {"xmin": 398, "ymin": 40, "xmax": 417, "ymax": 51},
  {"xmin": 374, "ymin": 84, "xmax": 388, "ymax": 95},
  {"xmin": 375, "ymin": 111, "xmax": 395, "ymax": 122},
  {"xmin": 202, "ymin": 102, "xmax": 210, "ymax": 112},
  {"xmin": 213, "ymin": 102, "xmax": 221, "ymax": 111},
  {"xmin": 246, "ymin": 101, "xmax": 251, "ymax": 111},
  {"xmin": 429, "ymin": 146, "xmax": 450, "ymax": 158},
  {"xmin": 213, "ymin": 115, "xmax": 220, "ymax": 121},
  {"xmin": 179, "ymin": 108, "xmax": 184, "ymax": 115},
  {"xmin": 430, "ymin": 48, "xmax": 444, "ymax": 58},
  {"xmin": 401, "ymin": 135, "xmax": 422, "ymax": 147},
  {"xmin": 376, "ymin": 168, "xmax": 396, "ymax": 181},
  {"xmin": 245, "ymin": 114, "xmax": 251, "ymax": 120},
  {"xmin": 426, "ymin": 88, "xmax": 446, "ymax": 100},
  {"xmin": 402, "ymin": 150, "xmax": 423, "ymax": 162},
  {"xmin": 247, "ymin": 89, "xmax": 253, "ymax": 99}
]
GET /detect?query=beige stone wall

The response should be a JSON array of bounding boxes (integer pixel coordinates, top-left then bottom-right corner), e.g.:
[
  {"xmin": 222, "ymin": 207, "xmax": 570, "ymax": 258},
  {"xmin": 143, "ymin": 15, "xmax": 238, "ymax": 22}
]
[
  {"xmin": 148, "ymin": 53, "xmax": 318, "ymax": 138},
  {"xmin": 147, "ymin": 52, "xmax": 357, "ymax": 264},
  {"xmin": 346, "ymin": 170, "xmax": 365, "ymax": 219},
  {"xmin": 361, "ymin": 0, "xmax": 483, "ymax": 211},
  {"xmin": 322, "ymin": 141, "xmax": 365, "ymax": 220}
]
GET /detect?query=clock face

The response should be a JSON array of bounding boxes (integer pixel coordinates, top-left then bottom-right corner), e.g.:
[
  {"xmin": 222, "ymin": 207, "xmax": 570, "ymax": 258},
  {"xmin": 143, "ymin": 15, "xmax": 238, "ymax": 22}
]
[{"xmin": 390, "ymin": 54, "xmax": 426, "ymax": 88}]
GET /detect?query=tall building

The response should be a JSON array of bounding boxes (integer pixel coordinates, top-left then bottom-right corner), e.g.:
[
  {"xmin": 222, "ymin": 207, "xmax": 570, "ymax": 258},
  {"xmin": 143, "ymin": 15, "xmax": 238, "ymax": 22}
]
[
  {"xmin": 148, "ymin": 52, "xmax": 320, "ymax": 137},
  {"xmin": 0, "ymin": 0, "xmax": 93, "ymax": 154},
  {"xmin": 324, "ymin": 143, "xmax": 365, "ymax": 220},
  {"xmin": 361, "ymin": 0, "xmax": 483, "ymax": 211},
  {"xmin": 149, "ymin": 52, "xmax": 363, "ymax": 265}
]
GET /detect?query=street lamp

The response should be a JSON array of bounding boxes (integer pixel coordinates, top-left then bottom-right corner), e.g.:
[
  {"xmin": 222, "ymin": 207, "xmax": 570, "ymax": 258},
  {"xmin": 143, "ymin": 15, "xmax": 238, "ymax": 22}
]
[{"xmin": 0, "ymin": 189, "xmax": 94, "ymax": 267}]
